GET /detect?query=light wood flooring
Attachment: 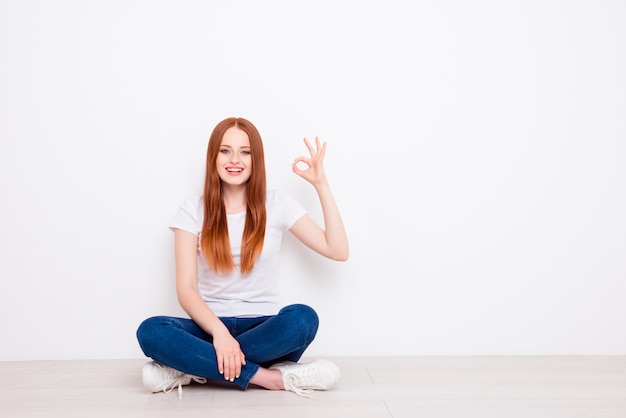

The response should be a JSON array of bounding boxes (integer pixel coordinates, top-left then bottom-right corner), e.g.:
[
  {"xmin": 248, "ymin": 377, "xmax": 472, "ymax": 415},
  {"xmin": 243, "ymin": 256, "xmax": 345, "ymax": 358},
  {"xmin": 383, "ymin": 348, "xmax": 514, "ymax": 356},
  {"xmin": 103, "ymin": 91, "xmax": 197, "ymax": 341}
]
[{"xmin": 1, "ymin": 356, "xmax": 625, "ymax": 417}]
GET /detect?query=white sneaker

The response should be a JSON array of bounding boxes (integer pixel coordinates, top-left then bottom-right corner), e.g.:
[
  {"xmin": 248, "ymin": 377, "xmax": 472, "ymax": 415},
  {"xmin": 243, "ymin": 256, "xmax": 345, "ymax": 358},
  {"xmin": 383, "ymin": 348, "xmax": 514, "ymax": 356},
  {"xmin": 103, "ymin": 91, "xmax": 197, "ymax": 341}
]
[
  {"xmin": 142, "ymin": 361, "xmax": 207, "ymax": 399},
  {"xmin": 270, "ymin": 359, "xmax": 341, "ymax": 397}
]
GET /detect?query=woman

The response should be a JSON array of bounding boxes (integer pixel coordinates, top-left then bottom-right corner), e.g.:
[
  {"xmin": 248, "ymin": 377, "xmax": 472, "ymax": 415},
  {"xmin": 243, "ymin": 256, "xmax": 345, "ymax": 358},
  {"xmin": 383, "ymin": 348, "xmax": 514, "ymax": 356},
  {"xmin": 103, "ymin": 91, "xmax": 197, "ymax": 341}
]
[{"xmin": 136, "ymin": 117, "xmax": 349, "ymax": 398}]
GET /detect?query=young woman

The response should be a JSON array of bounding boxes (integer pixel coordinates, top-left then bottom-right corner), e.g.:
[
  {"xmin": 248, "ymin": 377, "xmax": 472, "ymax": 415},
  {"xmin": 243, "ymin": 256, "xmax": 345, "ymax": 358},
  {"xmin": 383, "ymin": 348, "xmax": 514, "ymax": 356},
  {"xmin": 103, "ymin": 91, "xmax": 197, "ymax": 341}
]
[{"xmin": 136, "ymin": 117, "xmax": 349, "ymax": 398}]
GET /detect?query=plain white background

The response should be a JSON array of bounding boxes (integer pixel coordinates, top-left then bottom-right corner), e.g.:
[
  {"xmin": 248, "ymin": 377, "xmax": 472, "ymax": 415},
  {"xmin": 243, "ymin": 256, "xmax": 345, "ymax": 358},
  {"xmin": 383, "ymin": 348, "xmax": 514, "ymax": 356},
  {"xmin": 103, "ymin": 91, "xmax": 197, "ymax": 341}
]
[{"xmin": 1, "ymin": 0, "xmax": 625, "ymax": 361}]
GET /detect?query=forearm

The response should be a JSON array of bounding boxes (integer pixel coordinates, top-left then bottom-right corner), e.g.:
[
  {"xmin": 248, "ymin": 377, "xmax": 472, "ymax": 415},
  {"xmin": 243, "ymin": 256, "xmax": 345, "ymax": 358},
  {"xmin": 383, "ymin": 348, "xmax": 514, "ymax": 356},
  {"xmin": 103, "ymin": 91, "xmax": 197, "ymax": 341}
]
[
  {"xmin": 177, "ymin": 285, "xmax": 229, "ymax": 337},
  {"xmin": 314, "ymin": 182, "xmax": 349, "ymax": 261}
]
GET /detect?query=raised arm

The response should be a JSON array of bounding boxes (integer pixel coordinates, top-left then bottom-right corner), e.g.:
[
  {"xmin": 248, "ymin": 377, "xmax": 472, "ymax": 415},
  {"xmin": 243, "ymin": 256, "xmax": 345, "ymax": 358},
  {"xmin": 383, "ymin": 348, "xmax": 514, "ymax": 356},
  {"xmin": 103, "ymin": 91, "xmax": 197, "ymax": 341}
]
[
  {"xmin": 173, "ymin": 229, "xmax": 246, "ymax": 382},
  {"xmin": 289, "ymin": 137, "xmax": 349, "ymax": 261}
]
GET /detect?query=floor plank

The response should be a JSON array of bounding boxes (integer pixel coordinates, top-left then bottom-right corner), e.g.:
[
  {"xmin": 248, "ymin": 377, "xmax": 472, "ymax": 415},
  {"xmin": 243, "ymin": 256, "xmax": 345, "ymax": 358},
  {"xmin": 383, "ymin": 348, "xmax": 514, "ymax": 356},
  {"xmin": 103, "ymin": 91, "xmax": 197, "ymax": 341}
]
[{"xmin": 1, "ymin": 356, "xmax": 625, "ymax": 417}]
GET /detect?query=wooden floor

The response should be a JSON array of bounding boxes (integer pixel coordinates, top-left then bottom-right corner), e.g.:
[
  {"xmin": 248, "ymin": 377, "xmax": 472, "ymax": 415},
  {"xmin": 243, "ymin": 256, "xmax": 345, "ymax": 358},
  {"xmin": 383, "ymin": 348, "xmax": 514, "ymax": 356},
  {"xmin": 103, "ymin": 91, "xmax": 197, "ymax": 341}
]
[{"xmin": 1, "ymin": 356, "xmax": 626, "ymax": 417}]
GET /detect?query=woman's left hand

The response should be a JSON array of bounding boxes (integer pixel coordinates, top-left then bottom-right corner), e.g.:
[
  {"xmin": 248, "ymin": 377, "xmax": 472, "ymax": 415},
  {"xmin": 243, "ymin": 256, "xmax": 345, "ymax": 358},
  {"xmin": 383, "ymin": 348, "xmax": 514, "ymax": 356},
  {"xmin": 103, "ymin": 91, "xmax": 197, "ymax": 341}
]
[{"xmin": 292, "ymin": 137, "xmax": 328, "ymax": 186}]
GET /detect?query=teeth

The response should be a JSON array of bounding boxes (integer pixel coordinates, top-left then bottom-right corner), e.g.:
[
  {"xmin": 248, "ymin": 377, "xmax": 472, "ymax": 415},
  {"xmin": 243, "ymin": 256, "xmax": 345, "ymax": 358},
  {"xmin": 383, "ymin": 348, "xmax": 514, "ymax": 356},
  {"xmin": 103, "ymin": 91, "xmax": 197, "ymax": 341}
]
[{"xmin": 227, "ymin": 168, "xmax": 242, "ymax": 172}]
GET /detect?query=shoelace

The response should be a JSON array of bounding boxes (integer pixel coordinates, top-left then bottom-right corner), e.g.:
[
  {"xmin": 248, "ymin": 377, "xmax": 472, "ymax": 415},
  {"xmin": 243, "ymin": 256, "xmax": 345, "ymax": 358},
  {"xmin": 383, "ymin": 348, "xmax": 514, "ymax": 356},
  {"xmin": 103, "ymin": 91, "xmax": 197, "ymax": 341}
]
[
  {"xmin": 154, "ymin": 368, "xmax": 207, "ymax": 400},
  {"xmin": 283, "ymin": 374, "xmax": 315, "ymax": 398},
  {"xmin": 282, "ymin": 362, "xmax": 332, "ymax": 398}
]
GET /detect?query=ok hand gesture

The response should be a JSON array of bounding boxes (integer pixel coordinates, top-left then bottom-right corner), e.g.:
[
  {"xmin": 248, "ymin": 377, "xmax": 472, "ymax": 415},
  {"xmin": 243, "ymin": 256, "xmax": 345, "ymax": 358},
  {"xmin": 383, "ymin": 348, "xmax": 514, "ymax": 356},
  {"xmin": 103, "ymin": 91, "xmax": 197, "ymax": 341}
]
[{"xmin": 292, "ymin": 137, "xmax": 328, "ymax": 187}]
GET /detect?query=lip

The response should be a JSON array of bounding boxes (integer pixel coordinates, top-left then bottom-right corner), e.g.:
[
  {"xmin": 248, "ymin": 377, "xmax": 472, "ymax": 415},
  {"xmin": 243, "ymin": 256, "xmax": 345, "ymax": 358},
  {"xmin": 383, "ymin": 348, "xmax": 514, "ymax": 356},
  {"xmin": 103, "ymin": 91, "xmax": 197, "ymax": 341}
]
[{"xmin": 225, "ymin": 166, "xmax": 244, "ymax": 175}]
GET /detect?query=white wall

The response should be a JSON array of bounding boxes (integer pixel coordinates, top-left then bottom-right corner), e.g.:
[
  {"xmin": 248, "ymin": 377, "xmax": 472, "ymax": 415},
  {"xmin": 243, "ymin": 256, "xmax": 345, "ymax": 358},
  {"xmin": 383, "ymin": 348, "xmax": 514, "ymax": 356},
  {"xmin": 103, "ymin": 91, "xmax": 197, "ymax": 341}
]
[{"xmin": 1, "ymin": 0, "xmax": 625, "ymax": 360}]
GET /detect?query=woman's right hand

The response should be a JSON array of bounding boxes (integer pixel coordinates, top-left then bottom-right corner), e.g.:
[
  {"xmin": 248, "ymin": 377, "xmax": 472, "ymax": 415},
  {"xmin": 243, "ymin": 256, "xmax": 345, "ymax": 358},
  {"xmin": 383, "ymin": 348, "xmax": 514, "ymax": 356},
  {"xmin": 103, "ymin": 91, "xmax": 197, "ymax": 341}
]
[{"xmin": 212, "ymin": 330, "xmax": 246, "ymax": 382}]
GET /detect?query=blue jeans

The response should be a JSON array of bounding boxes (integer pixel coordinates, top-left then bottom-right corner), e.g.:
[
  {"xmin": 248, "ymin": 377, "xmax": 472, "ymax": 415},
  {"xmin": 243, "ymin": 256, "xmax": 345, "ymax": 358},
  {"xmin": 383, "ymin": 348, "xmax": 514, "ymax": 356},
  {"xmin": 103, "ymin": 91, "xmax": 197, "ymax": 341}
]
[{"xmin": 136, "ymin": 304, "xmax": 319, "ymax": 389}]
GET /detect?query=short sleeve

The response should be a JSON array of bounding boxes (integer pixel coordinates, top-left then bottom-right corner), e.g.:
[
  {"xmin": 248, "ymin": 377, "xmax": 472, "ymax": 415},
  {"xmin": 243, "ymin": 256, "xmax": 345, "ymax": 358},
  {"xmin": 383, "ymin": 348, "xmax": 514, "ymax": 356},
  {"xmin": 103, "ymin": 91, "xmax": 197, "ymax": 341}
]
[
  {"xmin": 169, "ymin": 196, "xmax": 203, "ymax": 235},
  {"xmin": 275, "ymin": 189, "xmax": 307, "ymax": 230}
]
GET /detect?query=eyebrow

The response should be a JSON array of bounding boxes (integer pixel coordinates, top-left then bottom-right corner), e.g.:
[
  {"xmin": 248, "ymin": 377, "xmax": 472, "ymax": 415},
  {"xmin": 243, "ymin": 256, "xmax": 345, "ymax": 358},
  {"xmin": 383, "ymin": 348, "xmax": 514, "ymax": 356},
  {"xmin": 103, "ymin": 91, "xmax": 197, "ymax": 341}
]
[{"xmin": 220, "ymin": 145, "xmax": 251, "ymax": 148}]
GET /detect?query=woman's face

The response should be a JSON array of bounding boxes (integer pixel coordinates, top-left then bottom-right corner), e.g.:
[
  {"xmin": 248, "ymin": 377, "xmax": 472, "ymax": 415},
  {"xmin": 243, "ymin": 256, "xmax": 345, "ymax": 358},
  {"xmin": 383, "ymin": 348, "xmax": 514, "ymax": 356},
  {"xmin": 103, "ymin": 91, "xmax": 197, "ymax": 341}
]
[{"xmin": 216, "ymin": 126, "xmax": 252, "ymax": 186}]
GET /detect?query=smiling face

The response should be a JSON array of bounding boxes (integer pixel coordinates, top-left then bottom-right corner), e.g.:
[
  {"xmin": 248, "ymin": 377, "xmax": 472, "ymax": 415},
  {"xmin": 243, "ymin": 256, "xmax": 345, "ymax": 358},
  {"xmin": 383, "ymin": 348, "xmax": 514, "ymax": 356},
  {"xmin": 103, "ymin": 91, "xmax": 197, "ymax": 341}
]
[{"xmin": 216, "ymin": 126, "xmax": 252, "ymax": 187}]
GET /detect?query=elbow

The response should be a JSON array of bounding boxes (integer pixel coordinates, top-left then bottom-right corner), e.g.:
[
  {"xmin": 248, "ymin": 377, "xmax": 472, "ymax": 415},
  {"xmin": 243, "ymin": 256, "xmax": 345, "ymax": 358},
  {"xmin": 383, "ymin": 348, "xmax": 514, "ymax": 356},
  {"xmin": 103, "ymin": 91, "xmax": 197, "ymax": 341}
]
[
  {"xmin": 175, "ymin": 282, "xmax": 197, "ymax": 307},
  {"xmin": 331, "ymin": 248, "xmax": 349, "ymax": 262}
]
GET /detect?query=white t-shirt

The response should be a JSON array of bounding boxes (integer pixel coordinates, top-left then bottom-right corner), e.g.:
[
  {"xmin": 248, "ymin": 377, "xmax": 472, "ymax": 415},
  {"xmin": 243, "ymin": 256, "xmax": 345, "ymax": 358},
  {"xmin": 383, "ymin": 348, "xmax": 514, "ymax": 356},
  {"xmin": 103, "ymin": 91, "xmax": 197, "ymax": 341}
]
[{"xmin": 169, "ymin": 189, "xmax": 307, "ymax": 318}]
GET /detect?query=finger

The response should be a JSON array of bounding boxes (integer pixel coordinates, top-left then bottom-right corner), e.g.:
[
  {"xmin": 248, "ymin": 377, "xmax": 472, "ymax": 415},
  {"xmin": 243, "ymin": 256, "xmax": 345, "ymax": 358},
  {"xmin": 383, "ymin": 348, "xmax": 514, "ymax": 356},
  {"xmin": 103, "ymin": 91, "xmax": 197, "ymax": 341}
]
[
  {"xmin": 228, "ymin": 356, "xmax": 237, "ymax": 381},
  {"xmin": 311, "ymin": 136, "xmax": 326, "ymax": 160},
  {"xmin": 293, "ymin": 156, "xmax": 310, "ymax": 167},
  {"xmin": 292, "ymin": 157, "xmax": 310, "ymax": 174},
  {"xmin": 292, "ymin": 162, "xmax": 303, "ymax": 176},
  {"xmin": 216, "ymin": 352, "xmax": 224, "ymax": 375},
  {"xmin": 303, "ymin": 137, "xmax": 315, "ymax": 155},
  {"xmin": 235, "ymin": 351, "xmax": 245, "ymax": 379},
  {"xmin": 235, "ymin": 362, "xmax": 242, "ymax": 380},
  {"xmin": 224, "ymin": 356, "xmax": 235, "ymax": 382}
]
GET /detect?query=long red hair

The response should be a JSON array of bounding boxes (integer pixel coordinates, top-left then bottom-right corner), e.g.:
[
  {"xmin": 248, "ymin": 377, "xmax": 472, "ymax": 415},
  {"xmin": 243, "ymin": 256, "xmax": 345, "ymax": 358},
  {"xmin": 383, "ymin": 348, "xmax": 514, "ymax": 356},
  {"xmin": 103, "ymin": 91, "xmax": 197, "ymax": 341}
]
[{"xmin": 200, "ymin": 117, "xmax": 266, "ymax": 274}]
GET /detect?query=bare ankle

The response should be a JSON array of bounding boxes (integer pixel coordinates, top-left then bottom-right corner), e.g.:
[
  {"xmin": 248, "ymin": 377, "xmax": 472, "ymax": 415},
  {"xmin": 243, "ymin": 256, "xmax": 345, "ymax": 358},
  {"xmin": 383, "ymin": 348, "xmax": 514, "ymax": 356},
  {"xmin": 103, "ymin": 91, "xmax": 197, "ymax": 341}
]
[{"xmin": 249, "ymin": 367, "xmax": 285, "ymax": 391}]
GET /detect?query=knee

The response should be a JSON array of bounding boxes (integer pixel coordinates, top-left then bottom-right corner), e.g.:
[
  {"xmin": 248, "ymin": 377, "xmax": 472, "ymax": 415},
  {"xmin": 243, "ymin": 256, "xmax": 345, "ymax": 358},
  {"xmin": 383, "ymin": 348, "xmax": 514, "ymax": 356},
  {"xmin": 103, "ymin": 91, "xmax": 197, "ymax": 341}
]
[
  {"xmin": 281, "ymin": 304, "xmax": 320, "ymax": 335},
  {"xmin": 136, "ymin": 316, "xmax": 170, "ymax": 354}
]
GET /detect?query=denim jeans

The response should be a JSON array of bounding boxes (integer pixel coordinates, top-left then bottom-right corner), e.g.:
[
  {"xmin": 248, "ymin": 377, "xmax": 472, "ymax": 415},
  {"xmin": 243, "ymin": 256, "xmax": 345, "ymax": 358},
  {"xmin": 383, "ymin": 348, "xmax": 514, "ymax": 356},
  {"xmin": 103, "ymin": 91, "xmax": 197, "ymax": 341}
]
[{"xmin": 136, "ymin": 304, "xmax": 319, "ymax": 389}]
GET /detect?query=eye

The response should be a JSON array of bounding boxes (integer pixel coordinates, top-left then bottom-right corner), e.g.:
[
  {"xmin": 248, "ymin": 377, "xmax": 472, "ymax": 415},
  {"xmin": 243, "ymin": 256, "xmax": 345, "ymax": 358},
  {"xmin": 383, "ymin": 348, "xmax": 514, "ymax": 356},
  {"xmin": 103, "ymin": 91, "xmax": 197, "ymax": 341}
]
[
  {"xmin": 220, "ymin": 149, "xmax": 230, "ymax": 154},
  {"xmin": 241, "ymin": 150, "xmax": 251, "ymax": 156}
]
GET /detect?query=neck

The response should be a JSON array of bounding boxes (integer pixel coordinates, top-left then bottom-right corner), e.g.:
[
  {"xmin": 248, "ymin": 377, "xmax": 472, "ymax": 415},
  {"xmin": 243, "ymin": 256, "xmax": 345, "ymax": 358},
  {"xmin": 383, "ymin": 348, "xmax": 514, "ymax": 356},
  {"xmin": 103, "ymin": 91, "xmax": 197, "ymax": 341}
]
[{"xmin": 222, "ymin": 184, "xmax": 247, "ymax": 214}]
